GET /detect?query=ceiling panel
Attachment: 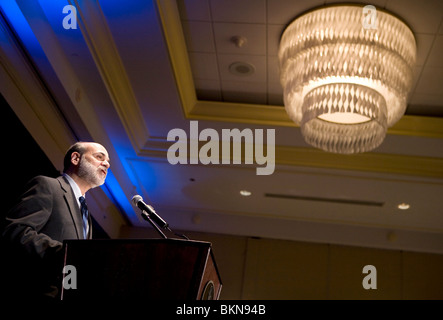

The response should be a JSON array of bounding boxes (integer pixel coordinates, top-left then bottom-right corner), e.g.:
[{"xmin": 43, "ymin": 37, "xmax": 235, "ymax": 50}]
[
  {"xmin": 213, "ymin": 22, "xmax": 266, "ymax": 55},
  {"xmin": 188, "ymin": 52, "xmax": 219, "ymax": 80},
  {"xmin": 426, "ymin": 35, "xmax": 443, "ymax": 67},
  {"xmin": 210, "ymin": 0, "xmax": 266, "ymax": 23},
  {"xmin": 414, "ymin": 67, "xmax": 443, "ymax": 96},
  {"xmin": 221, "ymin": 80, "xmax": 267, "ymax": 104},
  {"xmin": 181, "ymin": 21, "xmax": 215, "ymax": 52},
  {"xmin": 385, "ymin": 0, "xmax": 442, "ymax": 34},
  {"xmin": 177, "ymin": 0, "xmax": 211, "ymax": 21},
  {"xmin": 267, "ymin": 0, "xmax": 325, "ymax": 24}
]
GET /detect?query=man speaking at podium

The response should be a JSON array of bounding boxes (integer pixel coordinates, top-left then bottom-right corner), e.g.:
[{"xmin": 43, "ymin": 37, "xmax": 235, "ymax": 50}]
[{"xmin": 1, "ymin": 141, "xmax": 110, "ymax": 300}]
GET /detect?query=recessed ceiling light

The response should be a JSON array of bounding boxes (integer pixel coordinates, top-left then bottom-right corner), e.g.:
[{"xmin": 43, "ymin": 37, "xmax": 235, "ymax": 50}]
[
  {"xmin": 397, "ymin": 203, "xmax": 410, "ymax": 210},
  {"xmin": 229, "ymin": 62, "xmax": 255, "ymax": 76},
  {"xmin": 240, "ymin": 190, "xmax": 252, "ymax": 197}
]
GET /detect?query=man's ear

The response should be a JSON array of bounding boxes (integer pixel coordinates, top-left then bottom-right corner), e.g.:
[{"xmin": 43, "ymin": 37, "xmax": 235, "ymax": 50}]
[{"xmin": 71, "ymin": 152, "xmax": 81, "ymax": 165}]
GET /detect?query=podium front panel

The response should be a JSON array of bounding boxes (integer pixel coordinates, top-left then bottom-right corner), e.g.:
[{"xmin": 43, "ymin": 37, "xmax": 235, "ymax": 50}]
[{"xmin": 61, "ymin": 238, "xmax": 222, "ymax": 300}]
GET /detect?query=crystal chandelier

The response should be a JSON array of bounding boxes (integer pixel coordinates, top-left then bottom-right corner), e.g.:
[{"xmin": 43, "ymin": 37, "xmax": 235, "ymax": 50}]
[{"xmin": 278, "ymin": 5, "xmax": 416, "ymax": 154}]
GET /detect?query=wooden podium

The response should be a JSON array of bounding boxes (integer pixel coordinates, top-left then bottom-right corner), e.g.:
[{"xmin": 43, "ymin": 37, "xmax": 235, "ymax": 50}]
[{"xmin": 60, "ymin": 238, "xmax": 222, "ymax": 300}]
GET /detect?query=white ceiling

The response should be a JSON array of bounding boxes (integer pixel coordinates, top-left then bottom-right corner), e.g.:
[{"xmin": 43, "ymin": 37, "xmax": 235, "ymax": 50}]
[{"xmin": 1, "ymin": 0, "xmax": 443, "ymax": 254}]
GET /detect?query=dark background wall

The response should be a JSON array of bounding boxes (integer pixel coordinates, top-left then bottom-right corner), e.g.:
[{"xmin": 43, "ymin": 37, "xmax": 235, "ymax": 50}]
[{"xmin": 2, "ymin": 93, "xmax": 60, "ymax": 214}]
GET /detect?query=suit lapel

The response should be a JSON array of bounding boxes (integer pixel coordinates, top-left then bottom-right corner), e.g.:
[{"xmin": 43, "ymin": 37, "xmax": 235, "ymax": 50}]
[
  {"xmin": 87, "ymin": 214, "xmax": 93, "ymax": 239},
  {"xmin": 58, "ymin": 176, "xmax": 83, "ymax": 239}
]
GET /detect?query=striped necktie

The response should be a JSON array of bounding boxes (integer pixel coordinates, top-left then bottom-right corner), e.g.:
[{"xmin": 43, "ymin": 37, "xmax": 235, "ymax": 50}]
[{"xmin": 79, "ymin": 196, "xmax": 89, "ymax": 239}]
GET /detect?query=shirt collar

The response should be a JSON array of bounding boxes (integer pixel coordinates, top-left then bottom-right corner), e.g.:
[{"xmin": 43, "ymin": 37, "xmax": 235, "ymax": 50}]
[{"xmin": 63, "ymin": 173, "xmax": 84, "ymax": 208}]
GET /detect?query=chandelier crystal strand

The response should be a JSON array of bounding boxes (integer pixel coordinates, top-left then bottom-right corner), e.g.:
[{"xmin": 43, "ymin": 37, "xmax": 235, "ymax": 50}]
[{"xmin": 279, "ymin": 5, "xmax": 416, "ymax": 154}]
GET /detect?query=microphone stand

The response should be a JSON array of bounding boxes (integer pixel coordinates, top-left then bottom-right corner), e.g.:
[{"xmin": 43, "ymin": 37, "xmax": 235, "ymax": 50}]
[
  {"xmin": 137, "ymin": 206, "xmax": 189, "ymax": 240},
  {"xmin": 140, "ymin": 210, "xmax": 168, "ymax": 239}
]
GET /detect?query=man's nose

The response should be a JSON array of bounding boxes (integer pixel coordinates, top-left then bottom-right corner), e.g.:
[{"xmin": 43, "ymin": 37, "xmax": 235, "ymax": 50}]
[{"xmin": 102, "ymin": 160, "xmax": 110, "ymax": 169}]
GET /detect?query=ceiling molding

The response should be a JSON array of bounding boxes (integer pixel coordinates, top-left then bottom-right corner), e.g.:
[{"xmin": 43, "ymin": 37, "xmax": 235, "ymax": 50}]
[
  {"xmin": 139, "ymin": 136, "xmax": 443, "ymax": 179},
  {"xmin": 73, "ymin": 0, "xmax": 150, "ymax": 151},
  {"xmin": 156, "ymin": 0, "xmax": 443, "ymax": 139},
  {"xmin": 190, "ymin": 100, "xmax": 294, "ymax": 127},
  {"xmin": 13, "ymin": 0, "xmax": 111, "ymax": 143},
  {"xmin": 156, "ymin": 0, "xmax": 197, "ymax": 113},
  {"xmin": 276, "ymin": 146, "xmax": 443, "ymax": 179},
  {"xmin": 387, "ymin": 115, "xmax": 443, "ymax": 138}
]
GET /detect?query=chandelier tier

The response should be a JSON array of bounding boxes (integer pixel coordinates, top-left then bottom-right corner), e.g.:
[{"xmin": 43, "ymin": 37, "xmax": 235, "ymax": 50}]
[{"xmin": 278, "ymin": 5, "xmax": 416, "ymax": 154}]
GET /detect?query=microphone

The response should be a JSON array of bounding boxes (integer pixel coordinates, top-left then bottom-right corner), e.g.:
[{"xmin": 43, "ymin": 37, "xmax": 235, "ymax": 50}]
[{"xmin": 131, "ymin": 195, "xmax": 169, "ymax": 230}]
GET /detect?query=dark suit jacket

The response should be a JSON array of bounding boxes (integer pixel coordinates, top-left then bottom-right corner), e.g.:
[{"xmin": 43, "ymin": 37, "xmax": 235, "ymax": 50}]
[{"xmin": 2, "ymin": 175, "xmax": 92, "ymax": 299}]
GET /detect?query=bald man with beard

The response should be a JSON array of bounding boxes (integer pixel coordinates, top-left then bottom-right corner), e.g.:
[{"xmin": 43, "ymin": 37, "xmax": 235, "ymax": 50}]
[{"xmin": 2, "ymin": 142, "xmax": 110, "ymax": 300}]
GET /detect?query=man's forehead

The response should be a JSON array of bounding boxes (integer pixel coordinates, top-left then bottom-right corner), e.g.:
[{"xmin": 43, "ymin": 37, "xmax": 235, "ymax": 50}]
[{"xmin": 85, "ymin": 143, "xmax": 108, "ymax": 156}]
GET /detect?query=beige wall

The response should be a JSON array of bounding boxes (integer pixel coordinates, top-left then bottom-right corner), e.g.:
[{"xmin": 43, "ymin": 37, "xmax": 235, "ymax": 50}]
[{"xmin": 120, "ymin": 226, "xmax": 443, "ymax": 300}]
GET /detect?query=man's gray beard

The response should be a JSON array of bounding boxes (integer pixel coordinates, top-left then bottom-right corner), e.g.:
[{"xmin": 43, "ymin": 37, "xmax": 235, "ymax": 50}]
[{"xmin": 78, "ymin": 156, "xmax": 105, "ymax": 188}]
